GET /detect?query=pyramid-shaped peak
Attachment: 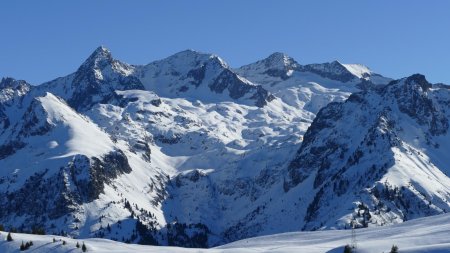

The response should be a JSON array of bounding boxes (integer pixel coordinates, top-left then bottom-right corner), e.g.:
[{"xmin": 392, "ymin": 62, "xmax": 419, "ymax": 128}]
[
  {"xmin": 237, "ymin": 52, "xmax": 299, "ymax": 80},
  {"xmin": 264, "ymin": 52, "xmax": 298, "ymax": 69},
  {"xmin": 267, "ymin": 52, "xmax": 290, "ymax": 60},
  {"xmin": 94, "ymin": 45, "xmax": 110, "ymax": 53},
  {"xmin": 79, "ymin": 46, "xmax": 114, "ymax": 69},
  {"xmin": 90, "ymin": 46, "xmax": 112, "ymax": 59},
  {"xmin": 330, "ymin": 60, "xmax": 343, "ymax": 65}
]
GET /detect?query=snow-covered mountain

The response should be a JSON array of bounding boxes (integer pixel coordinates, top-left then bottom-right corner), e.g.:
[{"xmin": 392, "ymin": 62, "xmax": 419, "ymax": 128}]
[
  {"xmin": 134, "ymin": 49, "xmax": 275, "ymax": 107},
  {"xmin": 1, "ymin": 47, "xmax": 448, "ymax": 248},
  {"xmin": 287, "ymin": 74, "xmax": 450, "ymax": 231}
]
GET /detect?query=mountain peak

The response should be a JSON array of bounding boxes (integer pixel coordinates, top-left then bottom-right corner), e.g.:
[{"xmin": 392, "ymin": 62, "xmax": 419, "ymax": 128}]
[
  {"xmin": 93, "ymin": 45, "xmax": 111, "ymax": 56},
  {"xmin": 0, "ymin": 77, "xmax": 30, "ymax": 89},
  {"xmin": 330, "ymin": 60, "xmax": 343, "ymax": 65},
  {"xmin": 341, "ymin": 63, "xmax": 372, "ymax": 79},
  {"xmin": 73, "ymin": 45, "xmax": 135, "ymax": 82},
  {"xmin": 236, "ymin": 52, "xmax": 299, "ymax": 81},
  {"xmin": 79, "ymin": 46, "xmax": 114, "ymax": 70},
  {"xmin": 158, "ymin": 49, "xmax": 228, "ymax": 70},
  {"xmin": 388, "ymin": 74, "xmax": 432, "ymax": 93},
  {"xmin": 170, "ymin": 49, "xmax": 214, "ymax": 59},
  {"xmin": 405, "ymin": 73, "xmax": 431, "ymax": 91},
  {"xmin": 266, "ymin": 52, "xmax": 288, "ymax": 60},
  {"xmin": 176, "ymin": 48, "xmax": 204, "ymax": 55},
  {"xmin": 328, "ymin": 60, "xmax": 349, "ymax": 70},
  {"xmin": 301, "ymin": 60, "xmax": 356, "ymax": 83},
  {"xmin": 0, "ymin": 77, "xmax": 17, "ymax": 88},
  {"xmin": 263, "ymin": 52, "xmax": 298, "ymax": 69}
]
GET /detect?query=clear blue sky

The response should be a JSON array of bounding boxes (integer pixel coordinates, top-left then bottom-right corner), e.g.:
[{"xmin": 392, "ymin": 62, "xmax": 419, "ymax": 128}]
[{"xmin": 1, "ymin": 0, "xmax": 449, "ymax": 85}]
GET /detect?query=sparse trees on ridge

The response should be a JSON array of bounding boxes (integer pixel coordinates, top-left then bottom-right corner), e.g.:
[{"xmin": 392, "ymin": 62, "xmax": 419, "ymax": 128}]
[
  {"xmin": 390, "ymin": 245, "xmax": 399, "ymax": 253},
  {"xmin": 19, "ymin": 240, "xmax": 33, "ymax": 251}
]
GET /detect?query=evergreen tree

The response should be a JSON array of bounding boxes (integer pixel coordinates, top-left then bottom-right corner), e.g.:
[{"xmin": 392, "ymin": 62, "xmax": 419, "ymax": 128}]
[
  {"xmin": 390, "ymin": 245, "xmax": 399, "ymax": 253},
  {"xmin": 343, "ymin": 244, "xmax": 352, "ymax": 253},
  {"xmin": 19, "ymin": 241, "xmax": 33, "ymax": 250},
  {"xmin": 31, "ymin": 226, "xmax": 45, "ymax": 235},
  {"xmin": 7, "ymin": 232, "xmax": 13, "ymax": 241},
  {"xmin": 62, "ymin": 240, "xmax": 66, "ymax": 245},
  {"xmin": 82, "ymin": 242, "xmax": 87, "ymax": 252},
  {"xmin": 76, "ymin": 241, "xmax": 80, "ymax": 248},
  {"xmin": 0, "ymin": 224, "xmax": 4, "ymax": 231}
]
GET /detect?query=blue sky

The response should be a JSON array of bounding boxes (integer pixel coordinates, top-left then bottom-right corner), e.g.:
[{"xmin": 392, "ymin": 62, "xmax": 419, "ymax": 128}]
[{"xmin": 1, "ymin": 0, "xmax": 449, "ymax": 84}]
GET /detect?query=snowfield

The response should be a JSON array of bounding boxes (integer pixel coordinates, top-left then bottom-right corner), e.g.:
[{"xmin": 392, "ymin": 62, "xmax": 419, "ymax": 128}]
[{"xmin": 1, "ymin": 213, "xmax": 450, "ymax": 252}]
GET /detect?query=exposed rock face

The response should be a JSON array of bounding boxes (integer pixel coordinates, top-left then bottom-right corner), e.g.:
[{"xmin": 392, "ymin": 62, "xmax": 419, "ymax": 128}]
[
  {"xmin": 236, "ymin": 52, "xmax": 301, "ymax": 86},
  {"xmin": 19, "ymin": 98, "xmax": 53, "ymax": 137},
  {"xmin": 0, "ymin": 77, "xmax": 31, "ymax": 105},
  {"xmin": 287, "ymin": 101, "xmax": 345, "ymax": 188},
  {"xmin": 0, "ymin": 78, "xmax": 31, "ymax": 132},
  {"xmin": 300, "ymin": 61, "xmax": 357, "ymax": 83},
  {"xmin": 0, "ymin": 97, "xmax": 53, "ymax": 160},
  {"xmin": 390, "ymin": 74, "xmax": 448, "ymax": 135},
  {"xmin": 69, "ymin": 150, "xmax": 132, "ymax": 202},
  {"xmin": 0, "ymin": 150, "xmax": 132, "ymax": 226},
  {"xmin": 136, "ymin": 49, "xmax": 275, "ymax": 107},
  {"xmin": 0, "ymin": 168, "xmax": 77, "ymax": 221},
  {"xmin": 0, "ymin": 105, "xmax": 10, "ymax": 133},
  {"xmin": 0, "ymin": 140, "xmax": 25, "ymax": 160},
  {"xmin": 263, "ymin": 53, "xmax": 299, "ymax": 79},
  {"xmin": 209, "ymin": 69, "xmax": 275, "ymax": 107}
]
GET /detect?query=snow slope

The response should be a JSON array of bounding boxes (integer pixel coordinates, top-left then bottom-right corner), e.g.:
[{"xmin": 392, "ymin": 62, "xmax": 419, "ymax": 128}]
[{"xmin": 1, "ymin": 213, "xmax": 450, "ymax": 253}]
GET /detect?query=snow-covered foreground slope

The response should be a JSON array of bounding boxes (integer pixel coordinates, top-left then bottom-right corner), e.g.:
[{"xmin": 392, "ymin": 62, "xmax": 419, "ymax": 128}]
[
  {"xmin": 2, "ymin": 213, "xmax": 450, "ymax": 253},
  {"xmin": 1, "ymin": 46, "xmax": 449, "ymax": 248}
]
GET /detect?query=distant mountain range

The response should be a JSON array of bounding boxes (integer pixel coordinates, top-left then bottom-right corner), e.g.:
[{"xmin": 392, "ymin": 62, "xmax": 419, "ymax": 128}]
[{"xmin": 1, "ymin": 47, "xmax": 449, "ymax": 248}]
